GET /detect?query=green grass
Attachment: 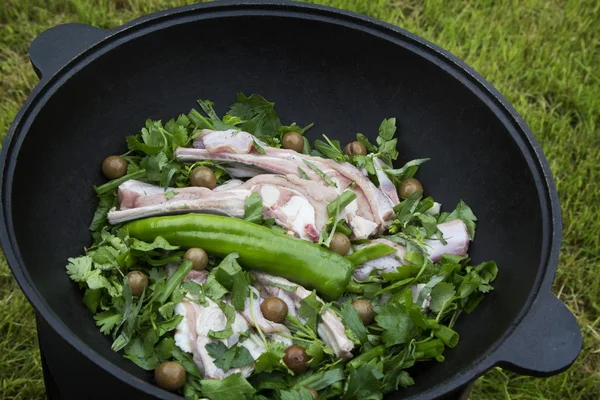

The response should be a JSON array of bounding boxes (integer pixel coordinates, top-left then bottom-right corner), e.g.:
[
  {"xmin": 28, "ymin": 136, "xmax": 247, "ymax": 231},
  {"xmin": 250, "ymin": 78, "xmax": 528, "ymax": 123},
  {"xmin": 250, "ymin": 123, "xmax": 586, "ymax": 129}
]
[{"xmin": 0, "ymin": 0, "xmax": 598, "ymax": 399}]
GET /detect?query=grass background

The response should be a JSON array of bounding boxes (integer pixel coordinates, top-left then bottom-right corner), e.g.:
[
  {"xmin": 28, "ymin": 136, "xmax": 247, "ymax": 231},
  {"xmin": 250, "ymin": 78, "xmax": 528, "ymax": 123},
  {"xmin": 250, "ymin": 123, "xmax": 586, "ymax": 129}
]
[{"xmin": 0, "ymin": 0, "xmax": 598, "ymax": 399}]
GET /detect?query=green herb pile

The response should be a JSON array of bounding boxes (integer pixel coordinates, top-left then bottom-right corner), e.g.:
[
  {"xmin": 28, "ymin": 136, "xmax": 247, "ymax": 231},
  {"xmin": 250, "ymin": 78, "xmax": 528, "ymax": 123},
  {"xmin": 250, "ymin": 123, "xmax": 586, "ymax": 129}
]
[{"xmin": 67, "ymin": 94, "xmax": 497, "ymax": 399}]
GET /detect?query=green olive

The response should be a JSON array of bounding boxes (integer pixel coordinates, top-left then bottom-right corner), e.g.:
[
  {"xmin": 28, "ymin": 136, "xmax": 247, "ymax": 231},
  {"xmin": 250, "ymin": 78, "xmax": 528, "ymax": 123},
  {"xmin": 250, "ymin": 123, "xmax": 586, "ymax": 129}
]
[
  {"xmin": 283, "ymin": 345, "xmax": 309, "ymax": 373},
  {"xmin": 154, "ymin": 361, "xmax": 186, "ymax": 391},
  {"xmin": 352, "ymin": 299, "xmax": 375, "ymax": 325},
  {"xmin": 282, "ymin": 132, "xmax": 304, "ymax": 153},
  {"xmin": 127, "ymin": 271, "xmax": 148, "ymax": 297},
  {"xmin": 102, "ymin": 155, "xmax": 127, "ymax": 180},
  {"xmin": 183, "ymin": 247, "xmax": 208, "ymax": 271},
  {"xmin": 260, "ymin": 297, "xmax": 288, "ymax": 323},
  {"xmin": 343, "ymin": 141, "xmax": 367, "ymax": 157},
  {"xmin": 190, "ymin": 166, "xmax": 216, "ymax": 189},
  {"xmin": 306, "ymin": 387, "xmax": 319, "ymax": 399},
  {"xmin": 329, "ymin": 232, "xmax": 351, "ymax": 255},
  {"xmin": 398, "ymin": 178, "xmax": 423, "ymax": 199}
]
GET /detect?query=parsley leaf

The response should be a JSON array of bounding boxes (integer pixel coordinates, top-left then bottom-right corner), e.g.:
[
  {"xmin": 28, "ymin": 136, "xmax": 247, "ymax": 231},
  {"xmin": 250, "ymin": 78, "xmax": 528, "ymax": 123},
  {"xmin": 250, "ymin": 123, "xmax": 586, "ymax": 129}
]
[
  {"xmin": 374, "ymin": 301, "xmax": 417, "ymax": 347},
  {"xmin": 244, "ymin": 192, "xmax": 264, "ymax": 224},
  {"xmin": 299, "ymin": 291, "xmax": 323, "ymax": 333},
  {"xmin": 201, "ymin": 373, "xmax": 255, "ymax": 400},
  {"xmin": 123, "ymin": 329, "xmax": 160, "ymax": 370},
  {"xmin": 204, "ymin": 273, "xmax": 229, "ymax": 300},
  {"xmin": 340, "ymin": 301, "xmax": 368, "ymax": 343},
  {"xmin": 343, "ymin": 364, "xmax": 384, "ymax": 400},
  {"xmin": 227, "ymin": 93, "xmax": 282, "ymax": 139},
  {"xmin": 429, "ymin": 282, "xmax": 456, "ymax": 313},
  {"xmin": 89, "ymin": 191, "xmax": 117, "ymax": 232},
  {"xmin": 280, "ymin": 388, "xmax": 315, "ymax": 400},
  {"xmin": 445, "ymin": 200, "xmax": 478, "ymax": 239},
  {"xmin": 213, "ymin": 253, "xmax": 250, "ymax": 311},
  {"xmin": 206, "ymin": 342, "xmax": 254, "ymax": 371},
  {"xmin": 254, "ymin": 341, "xmax": 286, "ymax": 373}
]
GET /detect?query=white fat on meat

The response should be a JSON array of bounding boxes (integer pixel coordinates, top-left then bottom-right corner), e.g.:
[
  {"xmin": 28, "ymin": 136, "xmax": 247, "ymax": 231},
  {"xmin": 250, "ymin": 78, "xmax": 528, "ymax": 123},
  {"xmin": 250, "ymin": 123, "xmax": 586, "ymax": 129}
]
[
  {"xmin": 426, "ymin": 219, "xmax": 470, "ymax": 262},
  {"xmin": 108, "ymin": 176, "xmax": 326, "ymax": 241},
  {"xmin": 352, "ymin": 238, "xmax": 407, "ymax": 280},
  {"xmin": 426, "ymin": 202, "xmax": 442, "ymax": 216},
  {"xmin": 353, "ymin": 219, "xmax": 471, "ymax": 279},
  {"xmin": 198, "ymin": 129, "xmax": 256, "ymax": 154},
  {"xmin": 252, "ymin": 272, "xmax": 354, "ymax": 360},
  {"xmin": 373, "ymin": 157, "xmax": 400, "ymax": 205},
  {"xmin": 257, "ymin": 184, "xmax": 319, "ymax": 242},
  {"xmin": 213, "ymin": 179, "xmax": 245, "ymax": 191},
  {"xmin": 240, "ymin": 287, "xmax": 291, "ymax": 334},
  {"xmin": 411, "ymin": 284, "xmax": 431, "ymax": 312}
]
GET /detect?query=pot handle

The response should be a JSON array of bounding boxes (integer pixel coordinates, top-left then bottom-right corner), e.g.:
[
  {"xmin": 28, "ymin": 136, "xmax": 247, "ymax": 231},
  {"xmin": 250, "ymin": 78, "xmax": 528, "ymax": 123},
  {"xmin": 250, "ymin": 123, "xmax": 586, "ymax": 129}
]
[
  {"xmin": 493, "ymin": 291, "xmax": 582, "ymax": 376},
  {"xmin": 29, "ymin": 24, "xmax": 109, "ymax": 80}
]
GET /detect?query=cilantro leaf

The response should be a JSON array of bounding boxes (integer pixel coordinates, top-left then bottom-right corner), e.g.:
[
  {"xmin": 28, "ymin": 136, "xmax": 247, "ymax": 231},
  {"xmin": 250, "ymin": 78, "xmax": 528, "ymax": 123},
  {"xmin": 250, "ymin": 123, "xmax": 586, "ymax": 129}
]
[
  {"xmin": 445, "ymin": 200, "xmax": 478, "ymax": 239},
  {"xmin": 94, "ymin": 310, "xmax": 121, "ymax": 335},
  {"xmin": 244, "ymin": 192, "xmax": 264, "ymax": 224},
  {"xmin": 227, "ymin": 93, "xmax": 282, "ymax": 139},
  {"xmin": 208, "ymin": 301, "xmax": 236, "ymax": 340},
  {"xmin": 206, "ymin": 342, "xmax": 254, "ymax": 371},
  {"xmin": 340, "ymin": 301, "xmax": 368, "ymax": 343},
  {"xmin": 201, "ymin": 373, "xmax": 255, "ymax": 400},
  {"xmin": 299, "ymin": 291, "xmax": 322, "ymax": 333},
  {"xmin": 374, "ymin": 301, "xmax": 417, "ymax": 347},
  {"xmin": 429, "ymin": 282, "xmax": 456, "ymax": 313},
  {"xmin": 343, "ymin": 364, "xmax": 384, "ymax": 400},
  {"xmin": 66, "ymin": 256, "xmax": 93, "ymax": 282},
  {"xmin": 91, "ymin": 246, "xmax": 120, "ymax": 270},
  {"xmin": 255, "ymin": 341, "xmax": 286, "ymax": 373}
]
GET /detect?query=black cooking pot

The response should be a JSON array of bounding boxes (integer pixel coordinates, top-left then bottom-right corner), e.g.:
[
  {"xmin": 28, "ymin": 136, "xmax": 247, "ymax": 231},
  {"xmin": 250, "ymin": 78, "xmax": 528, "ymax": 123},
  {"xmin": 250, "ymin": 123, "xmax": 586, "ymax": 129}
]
[{"xmin": 0, "ymin": 1, "xmax": 582, "ymax": 399}]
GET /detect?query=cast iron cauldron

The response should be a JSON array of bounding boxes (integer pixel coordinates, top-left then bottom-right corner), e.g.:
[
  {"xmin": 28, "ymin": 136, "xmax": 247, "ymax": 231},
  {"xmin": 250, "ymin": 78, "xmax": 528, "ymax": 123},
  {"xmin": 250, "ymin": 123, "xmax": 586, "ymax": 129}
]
[{"xmin": 0, "ymin": 1, "xmax": 582, "ymax": 399}]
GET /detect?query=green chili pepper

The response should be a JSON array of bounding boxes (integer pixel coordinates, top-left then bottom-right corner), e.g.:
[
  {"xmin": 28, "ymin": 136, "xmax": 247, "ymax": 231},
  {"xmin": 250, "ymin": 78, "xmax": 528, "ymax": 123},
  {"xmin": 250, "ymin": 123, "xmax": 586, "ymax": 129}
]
[{"xmin": 125, "ymin": 214, "xmax": 354, "ymax": 300}]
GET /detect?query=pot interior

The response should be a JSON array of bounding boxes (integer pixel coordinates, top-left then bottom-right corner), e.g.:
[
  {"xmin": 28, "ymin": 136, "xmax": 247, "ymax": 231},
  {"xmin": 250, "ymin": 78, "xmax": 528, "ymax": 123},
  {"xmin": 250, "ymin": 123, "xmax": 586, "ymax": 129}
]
[{"xmin": 8, "ymin": 10, "xmax": 546, "ymax": 398}]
